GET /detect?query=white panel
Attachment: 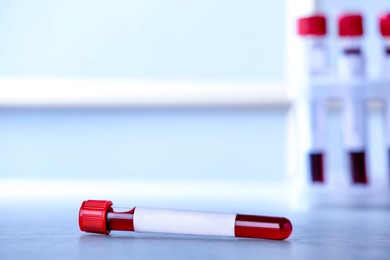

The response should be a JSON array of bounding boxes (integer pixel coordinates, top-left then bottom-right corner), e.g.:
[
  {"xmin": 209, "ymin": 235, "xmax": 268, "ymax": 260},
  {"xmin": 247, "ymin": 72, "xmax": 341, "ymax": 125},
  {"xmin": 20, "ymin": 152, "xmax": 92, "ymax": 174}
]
[
  {"xmin": 383, "ymin": 54, "xmax": 390, "ymax": 80},
  {"xmin": 133, "ymin": 207, "xmax": 236, "ymax": 237},
  {"xmin": 338, "ymin": 55, "xmax": 365, "ymax": 80},
  {"xmin": 0, "ymin": 78, "xmax": 289, "ymax": 108},
  {"xmin": 308, "ymin": 98, "xmax": 328, "ymax": 151},
  {"xmin": 338, "ymin": 52, "xmax": 366, "ymax": 150},
  {"xmin": 343, "ymin": 97, "xmax": 366, "ymax": 150}
]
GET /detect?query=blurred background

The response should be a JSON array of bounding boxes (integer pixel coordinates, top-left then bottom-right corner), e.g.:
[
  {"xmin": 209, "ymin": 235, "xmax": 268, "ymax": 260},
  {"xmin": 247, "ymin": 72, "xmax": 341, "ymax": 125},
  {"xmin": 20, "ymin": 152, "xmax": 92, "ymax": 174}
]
[
  {"xmin": 0, "ymin": 0, "xmax": 389, "ymax": 199},
  {"xmin": 0, "ymin": 0, "xmax": 289, "ymax": 186},
  {"xmin": 0, "ymin": 0, "xmax": 389, "ymax": 201},
  {"xmin": 2, "ymin": 1, "xmax": 390, "ymax": 259}
]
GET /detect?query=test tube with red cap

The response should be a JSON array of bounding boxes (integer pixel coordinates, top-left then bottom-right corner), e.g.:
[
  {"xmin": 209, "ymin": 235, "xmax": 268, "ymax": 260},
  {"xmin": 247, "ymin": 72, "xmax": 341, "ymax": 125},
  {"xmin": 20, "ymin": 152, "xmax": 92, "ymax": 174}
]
[
  {"xmin": 297, "ymin": 14, "xmax": 329, "ymax": 183},
  {"xmin": 338, "ymin": 13, "xmax": 368, "ymax": 184},
  {"xmin": 79, "ymin": 200, "xmax": 293, "ymax": 240},
  {"xmin": 380, "ymin": 13, "xmax": 390, "ymax": 182}
]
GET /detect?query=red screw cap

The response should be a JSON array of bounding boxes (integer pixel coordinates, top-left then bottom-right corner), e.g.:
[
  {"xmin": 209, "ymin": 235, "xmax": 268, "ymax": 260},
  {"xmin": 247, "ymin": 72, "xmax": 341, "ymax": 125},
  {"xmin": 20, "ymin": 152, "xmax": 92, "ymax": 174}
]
[
  {"xmin": 380, "ymin": 13, "xmax": 390, "ymax": 37},
  {"xmin": 298, "ymin": 14, "xmax": 327, "ymax": 36},
  {"xmin": 338, "ymin": 13, "xmax": 364, "ymax": 37},
  {"xmin": 79, "ymin": 200, "xmax": 113, "ymax": 234}
]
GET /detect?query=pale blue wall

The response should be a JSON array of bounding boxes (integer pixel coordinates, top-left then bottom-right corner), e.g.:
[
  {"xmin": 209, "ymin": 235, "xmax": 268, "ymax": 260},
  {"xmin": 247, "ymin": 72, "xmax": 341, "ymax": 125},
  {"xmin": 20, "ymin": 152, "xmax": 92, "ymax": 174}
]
[
  {"xmin": 0, "ymin": 1, "xmax": 289, "ymax": 181},
  {"xmin": 0, "ymin": 109, "xmax": 288, "ymax": 181},
  {"xmin": 1, "ymin": 1, "xmax": 389, "ymax": 181},
  {"xmin": 0, "ymin": 0, "xmax": 285, "ymax": 80}
]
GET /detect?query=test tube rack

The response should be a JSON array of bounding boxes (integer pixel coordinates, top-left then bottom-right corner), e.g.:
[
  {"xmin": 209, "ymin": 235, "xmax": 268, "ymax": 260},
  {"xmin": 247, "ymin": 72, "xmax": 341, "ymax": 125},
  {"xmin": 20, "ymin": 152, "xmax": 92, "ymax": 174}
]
[{"xmin": 290, "ymin": 78, "xmax": 390, "ymax": 187}]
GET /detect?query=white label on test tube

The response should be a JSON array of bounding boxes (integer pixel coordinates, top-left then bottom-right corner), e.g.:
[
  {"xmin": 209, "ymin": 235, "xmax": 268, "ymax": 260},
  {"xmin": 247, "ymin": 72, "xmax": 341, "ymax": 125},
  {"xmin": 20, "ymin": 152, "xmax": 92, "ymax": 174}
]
[
  {"xmin": 339, "ymin": 52, "xmax": 365, "ymax": 150},
  {"xmin": 133, "ymin": 207, "xmax": 236, "ymax": 237},
  {"xmin": 385, "ymin": 53, "xmax": 390, "ymax": 79},
  {"xmin": 338, "ymin": 54, "xmax": 365, "ymax": 80},
  {"xmin": 309, "ymin": 98, "xmax": 327, "ymax": 151},
  {"xmin": 308, "ymin": 42, "xmax": 329, "ymax": 77},
  {"xmin": 344, "ymin": 96, "xmax": 365, "ymax": 150},
  {"xmin": 384, "ymin": 47, "xmax": 390, "ymax": 146},
  {"xmin": 306, "ymin": 40, "xmax": 328, "ymax": 152},
  {"xmin": 386, "ymin": 100, "xmax": 390, "ymax": 147}
]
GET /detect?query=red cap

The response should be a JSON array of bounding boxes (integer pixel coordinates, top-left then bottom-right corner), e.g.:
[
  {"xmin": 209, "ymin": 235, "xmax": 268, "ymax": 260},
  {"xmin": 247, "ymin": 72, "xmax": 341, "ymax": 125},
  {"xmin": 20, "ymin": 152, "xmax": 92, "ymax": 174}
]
[
  {"xmin": 380, "ymin": 13, "xmax": 390, "ymax": 37},
  {"xmin": 338, "ymin": 13, "xmax": 364, "ymax": 37},
  {"xmin": 298, "ymin": 14, "xmax": 327, "ymax": 36},
  {"xmin": 79, "ymin": 200, "xmax": 113, "ymax": 234}
]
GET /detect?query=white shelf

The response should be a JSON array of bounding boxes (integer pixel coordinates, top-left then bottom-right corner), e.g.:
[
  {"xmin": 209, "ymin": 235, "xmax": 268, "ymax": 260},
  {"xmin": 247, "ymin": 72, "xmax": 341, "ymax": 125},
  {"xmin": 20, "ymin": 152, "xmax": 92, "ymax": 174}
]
[{"xmin": 0, "ymin": 78, "xmax": 290, "ymax": 108}]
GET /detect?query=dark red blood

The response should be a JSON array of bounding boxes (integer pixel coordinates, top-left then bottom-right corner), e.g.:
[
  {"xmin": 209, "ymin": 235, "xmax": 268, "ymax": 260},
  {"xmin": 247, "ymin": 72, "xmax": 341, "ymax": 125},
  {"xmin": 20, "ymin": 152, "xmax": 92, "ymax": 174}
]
[
  {"xmin": 107, "ymin": 208, "xmax": 135, "ymax": 231},
  {"xmin": 234, "ymin": 214, "xmax": 292, "ymax": 240},
  {"xmin": 349, "ymin": 151, "xmax": 368, "ymax": 184},
  {"xmin": 309, "ymin": 152, "xmax": 324, "ymax": 183}
]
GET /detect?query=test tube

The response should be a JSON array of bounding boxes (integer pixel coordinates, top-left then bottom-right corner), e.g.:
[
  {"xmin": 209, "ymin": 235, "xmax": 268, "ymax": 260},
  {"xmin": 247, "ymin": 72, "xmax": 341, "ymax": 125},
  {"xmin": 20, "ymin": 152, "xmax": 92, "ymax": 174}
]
[
  {"xmin": 379, "ymin": 13, "xmax": 390, "ymax": 182},
  {"xmin": 338, "ymin": 13, "xmax": 368, "ymax": 184},
  {"xmin": 297, "ymin": 14, "xmax": 328, "ymax": 183},
  {"xmin": 79, "ymin": 200, "xmax": 293, "ymax": 240}
]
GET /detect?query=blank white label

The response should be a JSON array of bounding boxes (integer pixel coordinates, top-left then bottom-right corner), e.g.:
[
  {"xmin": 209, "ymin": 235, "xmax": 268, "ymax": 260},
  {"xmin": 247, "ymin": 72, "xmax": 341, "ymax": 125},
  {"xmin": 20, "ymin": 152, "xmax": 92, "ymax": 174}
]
[
  {"xmin": 338, "ymin": 54, "xmax": 365, "ymax": 79},
  {"xmin": 338, "ymin": 52, "xmax": 366, "ymax": 150},
  {"xmin": 308, "ymin": 43, "xmax": 328, "ymax": 77},
  {"xmin": 383, "ymin": 55, "xmax": 390, "ymax": 146},
  {"xmin": 384, "ymin": 56, "xmax": 390, "ymax": 80},
  {"xmin": 344, "ymin": 97, "xmax": 365, "ymax": 150},
  {"xmin": 385, "ymin": 99, "xmax": 390, "ymax": 146},
  {"xmin": 133, "ymin": 207, "xmax": 236, "ymax": 237},
  {"xmin": 308, "ymin": 98, "xmax": 327, "ymax": 151}
]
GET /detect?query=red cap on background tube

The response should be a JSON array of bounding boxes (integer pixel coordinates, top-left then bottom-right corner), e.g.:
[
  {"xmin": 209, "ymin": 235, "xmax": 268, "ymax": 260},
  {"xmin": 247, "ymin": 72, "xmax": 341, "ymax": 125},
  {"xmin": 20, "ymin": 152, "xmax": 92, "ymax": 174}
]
[
  {"xmin": 380, "ymin": 13, "xmax": 390, "ymax": 37},
  {"xmin": 79, "ymin": 200, "xmax": 113, "ymax": 234},
  {"xmin": 338, "ymin": 13, "xmax": 364, "ymax": 37},
  {"xmin": 298, "ymin": 14, "xmax": 327, "ymax": 36}
]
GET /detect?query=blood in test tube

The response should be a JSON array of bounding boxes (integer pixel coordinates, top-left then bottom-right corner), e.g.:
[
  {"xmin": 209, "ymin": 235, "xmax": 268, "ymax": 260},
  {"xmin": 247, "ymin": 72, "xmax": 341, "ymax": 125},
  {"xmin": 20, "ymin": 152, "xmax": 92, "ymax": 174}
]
[
  {"xmin": 350, "ymin": 151, "xmax": 368, "ymax": 184},
  {"xmin": 79, "ymin": 200, "xmax": 293, "ymax": 241},
  {"xmin": 297, "ymin": 14, "xmax": 328, "ymax": 183},
  {"xmin": 309, "ymin": 153, "xmax": 324, "ymax": 182},
  {"xmin": 338, "ymin": 13, "xmax": 368, "ymax": 184},
  {"xmin": 379, "ymin": 13, "xmax": 390, "ymax": 182}
]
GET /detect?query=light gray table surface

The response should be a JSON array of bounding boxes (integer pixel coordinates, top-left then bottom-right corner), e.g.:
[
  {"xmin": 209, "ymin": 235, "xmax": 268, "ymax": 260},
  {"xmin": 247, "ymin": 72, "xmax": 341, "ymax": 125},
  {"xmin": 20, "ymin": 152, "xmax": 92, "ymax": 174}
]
[{"xmin": 1, "ymin": 186, "xmax": 390, "ymax": 260}]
